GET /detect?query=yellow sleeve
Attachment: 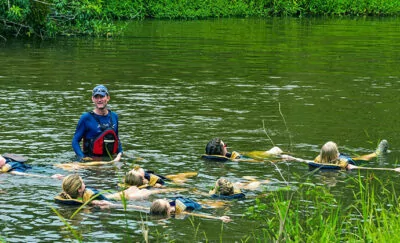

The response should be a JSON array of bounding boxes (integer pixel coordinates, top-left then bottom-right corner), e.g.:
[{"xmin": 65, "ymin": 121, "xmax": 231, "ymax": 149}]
[
  {"xmin": 336, "ymin": 158, "xmax": 348, "ymax": 169},
  {"xmin": 175, "ymin": 199, "xmax": 187, "ymax": 214},
  {"xmin": 148, "ymin": 174, "xmax": 160, "ymax": 186},
  {"xmin": 1, "ymin": 164, "xmax": 12, "ymax": 173},
  {"xmin": 230, "ymin": 151, "xmax": 241, "ymax": 159},
  {"xmin": 82, "ymin": 189, "xmax": 96, "ymax": 203}
]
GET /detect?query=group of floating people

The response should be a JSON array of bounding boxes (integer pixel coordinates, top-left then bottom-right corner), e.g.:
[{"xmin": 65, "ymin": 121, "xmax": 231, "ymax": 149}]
[{"xmin": 0, "ymin": 84, "xmax": 396, "ymax": 223}]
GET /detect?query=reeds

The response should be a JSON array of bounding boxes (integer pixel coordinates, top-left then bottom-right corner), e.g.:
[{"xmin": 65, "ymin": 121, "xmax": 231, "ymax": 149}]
[{"xmin": 245, "ymin": 172, "xmax": 400, "ymax": 242}]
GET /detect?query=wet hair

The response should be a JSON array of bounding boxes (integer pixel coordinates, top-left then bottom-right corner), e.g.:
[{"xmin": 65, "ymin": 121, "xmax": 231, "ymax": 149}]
[
  {"xmin": 205, "ymin": 138, "xmax": 224, "ymax": 155},
  {"xmin": 319, "ymin": 141, "xmax": 340, "ymax": 164},
  {"xmin": 150, "ymin": 199, "xmax": 170, "ymax": 216},
  {"xmin": 124, "ymin": 172, "xmax": 144, "ymax": 187},
  {"xmin": 214, "ymin": 178, "xmax": 234, "ymax": 196},
  {"xmin": 61, "ymin": 174, "xmax": 83, "ymax": 199}
]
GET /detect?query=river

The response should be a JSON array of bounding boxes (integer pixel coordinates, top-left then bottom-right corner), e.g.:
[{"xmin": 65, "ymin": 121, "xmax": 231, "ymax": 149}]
[{"xmin": 1, "ymin": 17, "xmax": 400, "ymax": 242}]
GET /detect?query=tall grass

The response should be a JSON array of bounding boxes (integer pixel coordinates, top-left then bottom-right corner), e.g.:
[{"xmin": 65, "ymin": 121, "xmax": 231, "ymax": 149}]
[{"xmin": 245, "ymin": 172, "xmax": 400, "ymax": 242}]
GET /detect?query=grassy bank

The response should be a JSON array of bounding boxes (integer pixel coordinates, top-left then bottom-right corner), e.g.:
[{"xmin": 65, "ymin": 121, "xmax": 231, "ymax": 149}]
[
  {"xmin": 1, "ymin": 0, "xmax": 400, "ymax": 39},
  {"xmin": 244, "ymin": 173, "xmax": 400, "ymax": 242}
]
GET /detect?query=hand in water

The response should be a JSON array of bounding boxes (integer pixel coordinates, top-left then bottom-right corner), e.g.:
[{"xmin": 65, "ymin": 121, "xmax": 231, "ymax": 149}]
[
  {"xmin": 51, "ymin": 174, "xmax": 64, "ymax": 179},
  {"xmin": 219, "ymin": 216, "xmax": 232, "ymax": 223},
  {"xmin": 346, "ymin": 164, "xmax": 357, "ymax": 170}
]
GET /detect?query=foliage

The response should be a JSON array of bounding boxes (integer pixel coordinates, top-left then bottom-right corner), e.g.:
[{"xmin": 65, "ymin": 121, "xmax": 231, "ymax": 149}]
[
  {"xmin": 0, "ymin": 0, "xmax": 133, "ymax": 39},
  {"xmin": 245, "ymin": 172, "xmax": 400, "ymax": 242},
  {"xmin": 1, "ymin": 0, "xmax": 400, "ymax": 38}
]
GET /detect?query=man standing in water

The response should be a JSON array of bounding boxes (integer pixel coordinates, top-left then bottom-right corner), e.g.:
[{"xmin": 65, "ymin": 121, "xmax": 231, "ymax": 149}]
[{"xmin": 72, "ymin": 85, "xmax": 123, "ymax": 162}]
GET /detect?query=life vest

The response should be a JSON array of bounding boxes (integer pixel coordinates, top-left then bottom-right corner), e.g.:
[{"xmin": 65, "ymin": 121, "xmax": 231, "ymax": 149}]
[
  {"xmin": 1, "ymin": 154, "xmax": 31, "ymax": 173},
  {"xmin": 2, "ymin": 153, "xmax": 28, "ymax": 162},
  {"xmin": 209, "ymin": 187, "xmax": 246, "ymax": 200},
  {"xmin": 146, "ymin": 172, "xmax": 166, "ymax": 185},
  {"xmin": 169, "ymin": 197, "xmax": 202, "ymax": 214},
  {"xmin": 201, "ymin": 151, "xmax": 241, "ymax": 162},
  {"xmin": 201, "ymin": 154, "xmax": 230, "ymax": 162},
  {"xmin": 308, "ymin": 161, "xmax": 343, "ymax": 170},
  {"xmin": 1, "ymin": 161, "xmax": 31, "ymax": 173},
  {"xmin": 54, "ymin": 187, "xmax": 109, "ymax": 205},
  {"xmin": 83, "ymin": 111, "xmax": 119, "ymax": 156},
  {"xmin": 310, "ymin": 154, "xmax": 354, "ymax": 170},
  {"xmin": 135, "ymin": 173, "xmax": 166, "ymax": 189},
  {"xmin": 210, "ymin": 192, "xmax": 246, "ymax": 200}
]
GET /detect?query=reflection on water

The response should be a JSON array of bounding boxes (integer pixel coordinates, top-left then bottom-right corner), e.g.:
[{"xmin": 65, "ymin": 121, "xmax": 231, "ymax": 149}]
[{"xmin": 1, "ymin": 17, "xmax": 400, "ymax": 241}]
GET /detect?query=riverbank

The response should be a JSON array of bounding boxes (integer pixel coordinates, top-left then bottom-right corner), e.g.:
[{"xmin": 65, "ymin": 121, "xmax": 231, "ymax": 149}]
[{"xmin": 1, "ymin": 0, "xmax": 400, "ymax": 39}]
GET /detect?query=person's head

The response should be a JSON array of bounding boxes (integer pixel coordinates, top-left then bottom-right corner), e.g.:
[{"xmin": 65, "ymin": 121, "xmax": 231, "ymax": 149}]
[
  {"xmin": 62, "ymin": 174, "xmax": 85, "ymax": 199},
  {"xmin": 0, "ymin": 155, "xmax": 6, "ymax": 168},
  {"xmin": 212, "ymin": 178, "xmax": 234, "ymax": 196},
  {"xmin": 319, "ymin": 141, "xmax": 340, "ymax": 163},
  {"xmin": 130, "ymin": 167, "xmax": 145, "ymax": 178},
  {"xmin": 150, "ymin": 199, "xmax": 173, "ymax": 216},
  {"xmin": 92, "ymin": 85, "xmax": 110, "ymax": 110},
  {"xmin": 205, "ymin": 138, "xmax": 228, "ymax": 156},
  {"xmin": 124, "ymin": 171, "xmax": 144, "ymax": 187}
]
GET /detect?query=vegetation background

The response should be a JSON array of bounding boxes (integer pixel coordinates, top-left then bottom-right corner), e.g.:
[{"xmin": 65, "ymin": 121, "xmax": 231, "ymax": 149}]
[{"xmin": 1, "ymin": 0, "xmax": 400, "ymax": 39}]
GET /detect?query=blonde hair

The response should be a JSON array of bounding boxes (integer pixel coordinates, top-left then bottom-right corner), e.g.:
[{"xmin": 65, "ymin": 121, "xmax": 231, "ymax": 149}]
[
  {"xmin": 61, "ymin": 174, "xmax": 83, "ymax": 199},
  {"xmin": 215, "ymin": 178, "xmax": 234, "ymax": 196},
  {"xmin": 150, "ymin": 199, "xmax": 170, "ymax": 216},
  {"xmin": 319, "ymin": 141, "xmax": 340, "ymax": 164},
  {"xmin": 124, "ymin": 172, "xmax": 144, "ymax": 186}
]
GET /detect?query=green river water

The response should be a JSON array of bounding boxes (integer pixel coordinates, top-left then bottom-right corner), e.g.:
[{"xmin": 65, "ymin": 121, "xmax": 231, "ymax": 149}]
[{"xmin": 1, "ymin": 17, "xmax": 400, "ymax": 242}]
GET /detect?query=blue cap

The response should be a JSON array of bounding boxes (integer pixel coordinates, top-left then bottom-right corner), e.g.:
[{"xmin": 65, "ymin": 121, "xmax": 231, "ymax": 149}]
[{"xmin": 92, "ymin": 85, "xmax": 109, "ymax": 97}]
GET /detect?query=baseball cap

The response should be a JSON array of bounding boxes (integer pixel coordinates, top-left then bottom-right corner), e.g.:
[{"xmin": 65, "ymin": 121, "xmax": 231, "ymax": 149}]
[{"xmin": 92, "ymin": 85, "xmax": 109, "ymax": 97}]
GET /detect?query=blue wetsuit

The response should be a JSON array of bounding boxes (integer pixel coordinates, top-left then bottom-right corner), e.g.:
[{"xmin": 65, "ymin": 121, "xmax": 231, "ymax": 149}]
[
  {"xmin": 1, "ymin": 159, "xmax": 31, "ymax": 173},
  {"xmin": 72, "ymin": 110, "xmax": 122, "ymax": 159}
]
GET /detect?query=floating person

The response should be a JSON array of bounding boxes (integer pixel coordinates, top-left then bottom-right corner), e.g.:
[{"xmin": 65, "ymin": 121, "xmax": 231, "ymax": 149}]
[
  {"xmin": 0, "ymin": 153, "xmax": 63, "ymax": 179},
  {"xmin": 72, "ymin": 85, "xmax": 123, "ymax": 162},
  {"xmin": 123, "ymin": 167, "xmax": 167, "ymax": 188},
  {"xmin": 205, "ymin": 177, "xmax": 273, "ymax": 203},
  {"xmin": 54, "ymin": 174, "xmax": 182, "ymax": 207},
  {"xmin": 121, "ymin": 166, "xmax": 198, "ymax": 189},
  {"xmin": 149, "ymin": 197, "xmax": 231, "ymax": 222},
  {"xmin": 209, "ymin": 177, "xmax": 246, "ymax": 200},
  {"xmin": 54, "ymin": 160, "xmax": 117, "ymax": 171},
  {"xmin": 201, "ymin": 137, "xmax": 293, "ymax": 162},
  {"xmin": 283, "ymin": 140, "xmax": 390, "ymax": 170}
]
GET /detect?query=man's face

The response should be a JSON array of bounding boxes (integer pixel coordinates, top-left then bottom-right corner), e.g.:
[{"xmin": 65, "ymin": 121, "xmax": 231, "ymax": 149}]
[{"xmin": 92, "ymin": 94, "xmax": 110, "ymax": 110}]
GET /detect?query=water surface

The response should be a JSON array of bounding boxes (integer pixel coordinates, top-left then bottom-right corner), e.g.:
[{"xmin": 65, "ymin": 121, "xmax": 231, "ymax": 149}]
[{"xmin": 1, "ymin": 17, "xmax": 400, "ymax": 241}]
